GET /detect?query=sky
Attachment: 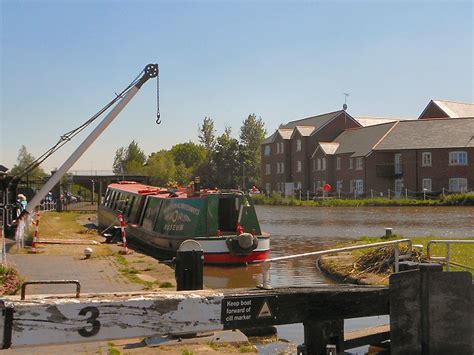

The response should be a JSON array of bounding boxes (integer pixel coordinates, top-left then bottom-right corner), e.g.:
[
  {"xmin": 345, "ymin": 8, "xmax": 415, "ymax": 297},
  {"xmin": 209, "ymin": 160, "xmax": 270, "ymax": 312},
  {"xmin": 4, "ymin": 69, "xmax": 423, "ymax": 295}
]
[{"xmin": 1, "ymin": 0, "xmax": 473, "ymax": 173}]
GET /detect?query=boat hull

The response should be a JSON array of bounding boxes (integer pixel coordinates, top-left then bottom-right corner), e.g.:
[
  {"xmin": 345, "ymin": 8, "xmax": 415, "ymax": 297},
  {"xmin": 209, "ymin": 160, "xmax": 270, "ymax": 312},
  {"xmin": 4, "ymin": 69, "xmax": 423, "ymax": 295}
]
[{"xmin": 99, "ymin": 207, "xmax": 270, "ymax": 265}]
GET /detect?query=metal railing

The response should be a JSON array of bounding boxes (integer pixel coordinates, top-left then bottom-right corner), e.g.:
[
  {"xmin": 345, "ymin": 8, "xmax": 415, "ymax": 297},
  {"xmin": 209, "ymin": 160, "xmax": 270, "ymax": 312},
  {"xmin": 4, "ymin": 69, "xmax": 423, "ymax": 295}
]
[
  {"xmin": 258, "ymin": 239, "xmax": 413, "ymax": 289},
  {"xmin": 427, "ymin": 240, "xmax": 474, "ymax": 272}
]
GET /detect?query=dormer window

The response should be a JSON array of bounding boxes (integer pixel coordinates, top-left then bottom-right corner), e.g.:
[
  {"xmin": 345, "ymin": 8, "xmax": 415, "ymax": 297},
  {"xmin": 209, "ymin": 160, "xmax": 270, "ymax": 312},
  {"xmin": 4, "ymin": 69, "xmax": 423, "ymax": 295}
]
[{"xmin": 296, "ymin": 139, "xmax": 302, "ymax": 151}]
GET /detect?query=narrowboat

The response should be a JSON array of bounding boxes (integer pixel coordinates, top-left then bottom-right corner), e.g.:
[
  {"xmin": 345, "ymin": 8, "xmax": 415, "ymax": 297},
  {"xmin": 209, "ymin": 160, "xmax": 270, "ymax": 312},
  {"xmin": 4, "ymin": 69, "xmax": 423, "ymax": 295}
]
[{"xmin": 98, "ymin": 181, "xmax": 270, "ymax": 265}]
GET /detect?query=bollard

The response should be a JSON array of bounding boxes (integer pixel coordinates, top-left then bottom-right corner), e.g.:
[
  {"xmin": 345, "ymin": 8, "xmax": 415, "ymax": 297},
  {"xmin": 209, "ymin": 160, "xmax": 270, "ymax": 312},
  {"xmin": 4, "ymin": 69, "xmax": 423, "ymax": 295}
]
[
  {"xmin": 384, "ymin": 228, "xmax": 392, "ymax": 239},
  {"xmin": 175, "ymin": 240, "xmax": 204, "ymax": 291}
]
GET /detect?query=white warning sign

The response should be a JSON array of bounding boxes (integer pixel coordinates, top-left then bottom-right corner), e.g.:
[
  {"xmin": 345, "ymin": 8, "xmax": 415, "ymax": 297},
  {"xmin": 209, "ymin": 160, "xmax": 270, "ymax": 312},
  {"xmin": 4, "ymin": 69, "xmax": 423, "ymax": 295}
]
[{"xmin": 257, "ymin": 300, "xmax": 272, "ymax": 318}]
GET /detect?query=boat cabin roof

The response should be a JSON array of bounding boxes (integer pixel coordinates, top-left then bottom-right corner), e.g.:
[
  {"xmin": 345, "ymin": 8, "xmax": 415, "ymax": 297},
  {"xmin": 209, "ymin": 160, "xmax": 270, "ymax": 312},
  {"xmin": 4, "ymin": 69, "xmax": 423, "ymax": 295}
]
[{"xmin": 107, "ymin": 182, "xmax": 240, "ymax": 199}]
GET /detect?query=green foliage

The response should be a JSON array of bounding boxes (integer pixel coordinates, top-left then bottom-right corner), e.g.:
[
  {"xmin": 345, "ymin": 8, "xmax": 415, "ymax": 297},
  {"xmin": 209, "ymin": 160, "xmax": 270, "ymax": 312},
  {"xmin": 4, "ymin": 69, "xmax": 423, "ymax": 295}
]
[
  {"xmin": 10, "ymin": 145, "xmax": 46, "ymax": 178},
  {"xmin": 214, "ymin": 127, "xmax": 240, "ymax": 188},
  {"xmin": 239, "ymin": 114, "xmax": 266, "ymax": 187},
  {"xmin": 112, "ymin": 140, "xmax": 146, "ymax": 175},
  {"xmin": 146, "ymin": 150, "xmax": 177, "ymax": 186}
]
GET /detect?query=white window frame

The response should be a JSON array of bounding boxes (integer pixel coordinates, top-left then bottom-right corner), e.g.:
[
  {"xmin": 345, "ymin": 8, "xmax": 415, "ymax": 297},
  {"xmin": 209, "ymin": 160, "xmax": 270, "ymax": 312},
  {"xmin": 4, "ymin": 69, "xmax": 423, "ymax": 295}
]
[
  {"xmin": 317, "ymin": 158, "xmax": 321, "ymax": 171},
  {"xmin": 296, "ymin": 139, "xmax": 302, "ymax": 151},
  {"xmin": 422, "ymin": 152, "xmax": 432, "ymax": 167},
  {"xmin": 422, "ymin": 178, "xmax": 432, "ymax": 192},
  {"xmin": 356, "ymin": 157, "xmax": 363, "ymax": 170},
  {"xmin": 449, "ymin": 178, "xmax": 468, "ymax": 192},
  {"xmin": 264, "ymin": 145, "xmax": 271, "ymax": 156},
  {"xmin": 322, "ymin": 157, "xmax": 326, "ymax": 171},
  {"xmin": 394, "ymin": 153, "xmax": 402, "ymax": 174},
  {"xmin": 449, "ymin": 151, "xmax": 467, "ymax": 166},
  {"xmin": 280, "ymin": 142, "xmax": 284, "ymax": 154},
  {"xmin": 296, "ymin": 160, "xmax": 302, "ymax": 172},
  {"xmin": 394, "ymin": 179, "xmax": 403, "ymax": 197},
  {"xmin": 355, "ymin": 179, "xmax": 364, "ymax": 194},
  {"xmin": 336, "ymin": 180, "xmax": 343, "ymax": 192},
  {"xmin": 336, "ymin": 157, "xmax": 341, "ymax": 170}
]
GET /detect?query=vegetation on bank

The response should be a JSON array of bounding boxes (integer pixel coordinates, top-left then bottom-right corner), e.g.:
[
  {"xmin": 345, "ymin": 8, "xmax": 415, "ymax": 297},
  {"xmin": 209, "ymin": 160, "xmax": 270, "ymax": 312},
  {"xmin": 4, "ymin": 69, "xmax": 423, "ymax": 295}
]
[
  {"xmin": 252, "ymin": 192, "xmax": 474, "ymax": 207},
  {"xmin": 319, "ymin": 235, "xmax": 474, "ymax": 286},
  {"xmin": 0, "ymin": 265, "xmax": 22, "ymax": 295}
]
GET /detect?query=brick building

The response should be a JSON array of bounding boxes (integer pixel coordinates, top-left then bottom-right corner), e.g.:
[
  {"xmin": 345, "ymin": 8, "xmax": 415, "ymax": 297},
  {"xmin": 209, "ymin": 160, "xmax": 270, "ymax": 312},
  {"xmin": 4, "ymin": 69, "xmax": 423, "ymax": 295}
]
[{"xmin": 261, "ymin": 100, "xmax": 474, "ymax": 196}]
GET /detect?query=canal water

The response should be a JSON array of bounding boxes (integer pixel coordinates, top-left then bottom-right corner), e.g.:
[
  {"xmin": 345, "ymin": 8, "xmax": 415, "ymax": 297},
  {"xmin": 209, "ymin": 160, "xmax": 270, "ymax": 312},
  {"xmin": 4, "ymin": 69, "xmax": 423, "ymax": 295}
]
[{"xmin": 203, "ymin": 205, "xmax": 474, "ymax": 351}]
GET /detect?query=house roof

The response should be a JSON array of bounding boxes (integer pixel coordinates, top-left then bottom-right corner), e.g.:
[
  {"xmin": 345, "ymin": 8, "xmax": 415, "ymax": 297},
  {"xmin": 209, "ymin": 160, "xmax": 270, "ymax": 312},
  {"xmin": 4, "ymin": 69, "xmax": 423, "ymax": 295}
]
[
  {"xmin": 355, "ymin": 116, "xmax": 409, "ymax": 127},
  {"xmin": 291, "ymin": 126, "xmax": 316, "ymax": 138},
  {"xmin": 419, "ymin": 99, "xmax": 474, "ymax": 119},
  {"xmin": 330, "ymin": 122, "xmax": 398, "ymax": 157},
  {"xmin": 318, "ymin": 142, "xmax": 340, "ymax": 155},
  {"xmin": 261, "ymin": 128, "xmax": 293, "ymax": 144},
  {"xmin": 280, "ymin": 110, "xmax": 351, "ymax": 131},
  {"xmin": 374, "ymin": 118, "xmax": 474, "ymax": 150}
]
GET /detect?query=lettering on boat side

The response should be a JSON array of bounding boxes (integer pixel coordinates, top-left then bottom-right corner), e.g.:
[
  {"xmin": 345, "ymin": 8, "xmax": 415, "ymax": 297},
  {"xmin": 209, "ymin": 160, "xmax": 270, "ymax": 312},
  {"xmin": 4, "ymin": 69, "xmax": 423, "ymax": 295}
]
[{"xmin": 221, "ymin": 296, "xmax": 277, "ymax": 328}]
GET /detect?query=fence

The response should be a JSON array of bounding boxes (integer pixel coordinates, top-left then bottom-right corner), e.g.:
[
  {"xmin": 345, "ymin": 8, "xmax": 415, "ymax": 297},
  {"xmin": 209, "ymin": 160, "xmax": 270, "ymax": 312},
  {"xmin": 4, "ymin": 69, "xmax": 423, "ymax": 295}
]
[
  {"xmin": 267, "ymin": 187, "xmax": 473, "ymax": 201},
  {"xmin": 258, "ymin": 239, "xmax": 413, "ymax": 289},
  {"xmin": 427, "ymin": 240, "xmax": 474, "ymax": 272}
]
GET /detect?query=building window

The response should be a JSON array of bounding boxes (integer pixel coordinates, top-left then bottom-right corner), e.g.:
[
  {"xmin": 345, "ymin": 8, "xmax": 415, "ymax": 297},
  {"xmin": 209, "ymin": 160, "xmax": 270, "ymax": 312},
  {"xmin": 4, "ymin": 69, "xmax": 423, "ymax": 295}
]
[
  {"xmin": 317, "ymin": 158, "xmax": 321, "ymax": 171},
  {"xmin": 449, "ymin": 178, "xmax": 468, "ymax": 192},
  {"xmin": 336, "ymin": 157, "xmax": 341, "ymax": 170},
  {"xmin": 356, "ymin": 179, "xmax": 364, "ymax": 194},
  {"xmin": 422, "ymin": 152, "xmax": 432, "ymax": 167},
  {"xmin": 265, "ymin": 183, "xmax": 271, "ymax": 193},
  {"xmin": 296, "ymin": 160, "xmax": 302, "ymax": 172},
  {"xmin": 296, "ymin": 182, "xmax": 302, "ymax": 190},
  {"xmin": 276, "ymin": 162, "xmax": 285, "ymax": 174},
  {"xmin": 276, "ymin": 142, "xmax": 284, "ymax": 154},
  {"xmin": 422, "ymin": 178, "xmax": 432, "ymax": 192},
  {"xmin": 322, "ymin": 157, "xmax": 326, "ymax": 171},
  {"xmin": 349, "ymin": 180, "xmax": 354, "ymax": 193},
  {"xmin": 336, "ymin": 180, "xmax": 343, "ymax": 192},
  {"xmin": 264, "ymin": 145, "xmax": 271, "ymax": 156},
  {"xmin": 280, "ymin": 142, "xmax": 284, "ymax": 154},
  {"xmin": 312, "ymin": 159, "xmax": 316, "ymax": 171},
  {"xmin": 296, "ymin": 139, "xmax": 302, "ymax": 151},
  {"xmin": 394, "ymin": 153, "xmax": 402, "ymax": 174},
  {"xmin": 449, "ymin": 151, "xmax": 467, "ymax": 166},
  {"xmin": 356, "ymin": 157, "xmax": 363, "ymax": 170},
  {"xmin": 265, "ymin": 164, "xmax": 271, "ymax": 175},
  {"xmin": 349, "ymin": 158, "xmax": 353, "ymax": 169},
  {"xmin": 394, "ymin": 179, "xmax": 403, "ymax": 197}
]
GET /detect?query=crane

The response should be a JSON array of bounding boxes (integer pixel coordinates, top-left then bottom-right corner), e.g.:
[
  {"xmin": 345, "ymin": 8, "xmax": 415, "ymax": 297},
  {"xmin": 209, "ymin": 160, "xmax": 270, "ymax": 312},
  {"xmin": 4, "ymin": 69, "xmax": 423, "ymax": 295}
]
[{"xmin": 15, "ymin": 63, "xmax": 159, "ymax": 215}]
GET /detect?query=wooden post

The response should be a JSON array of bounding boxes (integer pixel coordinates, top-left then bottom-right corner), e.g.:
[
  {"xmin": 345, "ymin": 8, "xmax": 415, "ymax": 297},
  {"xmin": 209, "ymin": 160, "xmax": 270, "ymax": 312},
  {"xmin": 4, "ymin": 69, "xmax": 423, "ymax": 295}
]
[
  {"xmin": 303, "ymin": 319, "xmax": 343, "ymax": 355},
  {"xmin": 175, "ymin": 249, "xmax": 204, "ymax": 291},
  {"xmin": 389, "ymin": 265, "xmax": 472, "ymax": 354}
]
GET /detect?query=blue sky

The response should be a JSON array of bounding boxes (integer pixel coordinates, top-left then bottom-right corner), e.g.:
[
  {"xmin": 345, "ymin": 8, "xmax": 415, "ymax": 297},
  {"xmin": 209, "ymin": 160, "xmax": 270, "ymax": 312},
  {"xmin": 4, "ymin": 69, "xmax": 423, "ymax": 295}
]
[{"xmin": 1, "ymin": 0, "xmax": 472, "ymax": 172}]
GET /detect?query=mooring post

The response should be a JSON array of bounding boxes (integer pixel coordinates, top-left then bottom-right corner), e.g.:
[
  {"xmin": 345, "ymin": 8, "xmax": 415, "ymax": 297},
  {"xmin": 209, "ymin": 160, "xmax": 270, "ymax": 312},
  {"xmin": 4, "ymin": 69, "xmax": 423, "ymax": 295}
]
[
  {"xmin": 303, "ymin": 319, "xmax": 343, "ymax": 355},
  {"xmin": 175, "ymin": 240, "xmax": 204, "ymax": 291}
]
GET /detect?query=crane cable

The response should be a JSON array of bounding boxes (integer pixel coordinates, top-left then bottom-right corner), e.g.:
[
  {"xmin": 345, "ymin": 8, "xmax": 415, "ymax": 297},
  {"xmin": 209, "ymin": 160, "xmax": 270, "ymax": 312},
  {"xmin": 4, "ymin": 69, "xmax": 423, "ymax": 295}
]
[{"xmin": 11, "ymin": 68, "xmax": 148, "ymax": 182}]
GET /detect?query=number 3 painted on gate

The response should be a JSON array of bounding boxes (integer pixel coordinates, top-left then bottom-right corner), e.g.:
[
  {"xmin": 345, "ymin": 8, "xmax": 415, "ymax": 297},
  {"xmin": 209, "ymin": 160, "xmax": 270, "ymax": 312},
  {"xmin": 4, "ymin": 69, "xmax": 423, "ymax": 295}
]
[{"xmin": 78, "ymin": 306, "xmax": 101, "ymax": 337}]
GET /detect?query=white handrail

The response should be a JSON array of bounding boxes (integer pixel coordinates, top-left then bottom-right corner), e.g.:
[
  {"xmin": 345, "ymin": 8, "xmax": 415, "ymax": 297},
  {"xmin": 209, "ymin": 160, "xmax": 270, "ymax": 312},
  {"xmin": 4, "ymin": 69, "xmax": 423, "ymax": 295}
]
[
  {"xmin": 427, "ymin": 240, "xmax": 474, "ymax": 272},
  {"xmin": 258, "ymin": 239, "xmax": 412, "ymax": 289}
]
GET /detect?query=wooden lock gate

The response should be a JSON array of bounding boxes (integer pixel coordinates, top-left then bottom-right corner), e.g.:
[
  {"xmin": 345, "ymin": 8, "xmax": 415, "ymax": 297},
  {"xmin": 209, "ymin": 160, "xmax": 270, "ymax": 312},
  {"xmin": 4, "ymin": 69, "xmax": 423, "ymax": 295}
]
[{"xmin": 0, "ymin": 285, "xmax": 389, "ymax": 352}]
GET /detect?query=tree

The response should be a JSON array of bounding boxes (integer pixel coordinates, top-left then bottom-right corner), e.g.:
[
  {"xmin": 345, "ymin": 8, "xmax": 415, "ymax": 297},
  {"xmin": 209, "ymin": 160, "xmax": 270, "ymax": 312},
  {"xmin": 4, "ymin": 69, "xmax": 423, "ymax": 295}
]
[
  {"xmin": 239, "ymin": 114, "xmax": 266, "ymax": 188},
  {"xmin": 214, "ymin": 127, "xmax": 240, "ymax": 188},
  {"xmin": 112, "ymin": 140, "xmax": 146, "ymax": 175},
  {"xmin": 145, "ymin": 150, "xmax": 177, "ymax": 186},
  {"xmin": 170, "ymin": 142, "xmax": 207, "ymax": 170},
  {"xmin": 198, "ymin": 117, "xmax": 217, "ymax": 186},
  {"xmin": 10, "ymin": 145, "xmax": 46, "ymax": 179}
]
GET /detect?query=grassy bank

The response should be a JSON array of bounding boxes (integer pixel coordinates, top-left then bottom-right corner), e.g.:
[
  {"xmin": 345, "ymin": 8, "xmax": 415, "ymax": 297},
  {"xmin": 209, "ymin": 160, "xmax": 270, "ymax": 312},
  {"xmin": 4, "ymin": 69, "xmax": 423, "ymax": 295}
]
[
  {"xmin": 319, "ymin": 235, "xmax": 474, "ymax": 286},
  {"xmin": 252, "ymin": 192, "xmax": 474, "ymax": 207}
]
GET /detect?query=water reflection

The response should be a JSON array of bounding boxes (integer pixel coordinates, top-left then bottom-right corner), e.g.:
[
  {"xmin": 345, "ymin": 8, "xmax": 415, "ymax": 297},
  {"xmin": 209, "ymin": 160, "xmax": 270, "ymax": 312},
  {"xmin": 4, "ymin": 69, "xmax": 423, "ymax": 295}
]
[{"xmin": 204, "ymin": 205, "xmax": 474, "ymax": 289}]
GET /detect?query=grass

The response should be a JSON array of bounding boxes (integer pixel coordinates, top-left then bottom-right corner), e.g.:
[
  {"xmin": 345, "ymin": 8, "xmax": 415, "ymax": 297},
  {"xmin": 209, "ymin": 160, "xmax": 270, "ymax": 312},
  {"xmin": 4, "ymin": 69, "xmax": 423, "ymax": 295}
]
[
  {"xmin": 252, "ymin": 192, "xmax": 474, "ymax": 207},
  {"xmin": 107, "ymin": 342, "xmax": 120, "ymax": 355},
  {"xmin": 37, "ymin": 211, "xmax": 89, "ymax": 237}
]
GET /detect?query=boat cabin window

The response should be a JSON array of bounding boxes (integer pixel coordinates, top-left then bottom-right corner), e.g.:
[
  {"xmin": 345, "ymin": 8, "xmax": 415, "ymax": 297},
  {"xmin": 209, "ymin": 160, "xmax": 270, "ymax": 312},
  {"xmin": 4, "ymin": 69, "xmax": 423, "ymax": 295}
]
[
  {"xmin": 127, "ymin": 196, "xmax": 135, "ymax": 218},
  {"xmin": 109, "ymin": 191, "xmax": 117, "ymax": 209},
  {"xmin": 141, "ymin": 197, "xmax": 161, "ymax": 231},
  {"xmin": 104, "ymin": 189, "xmax": 112, "ymax": 206},
  {"xmin": 218, "ymin": 196, "xmax": 239, "ymax": 232}
]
